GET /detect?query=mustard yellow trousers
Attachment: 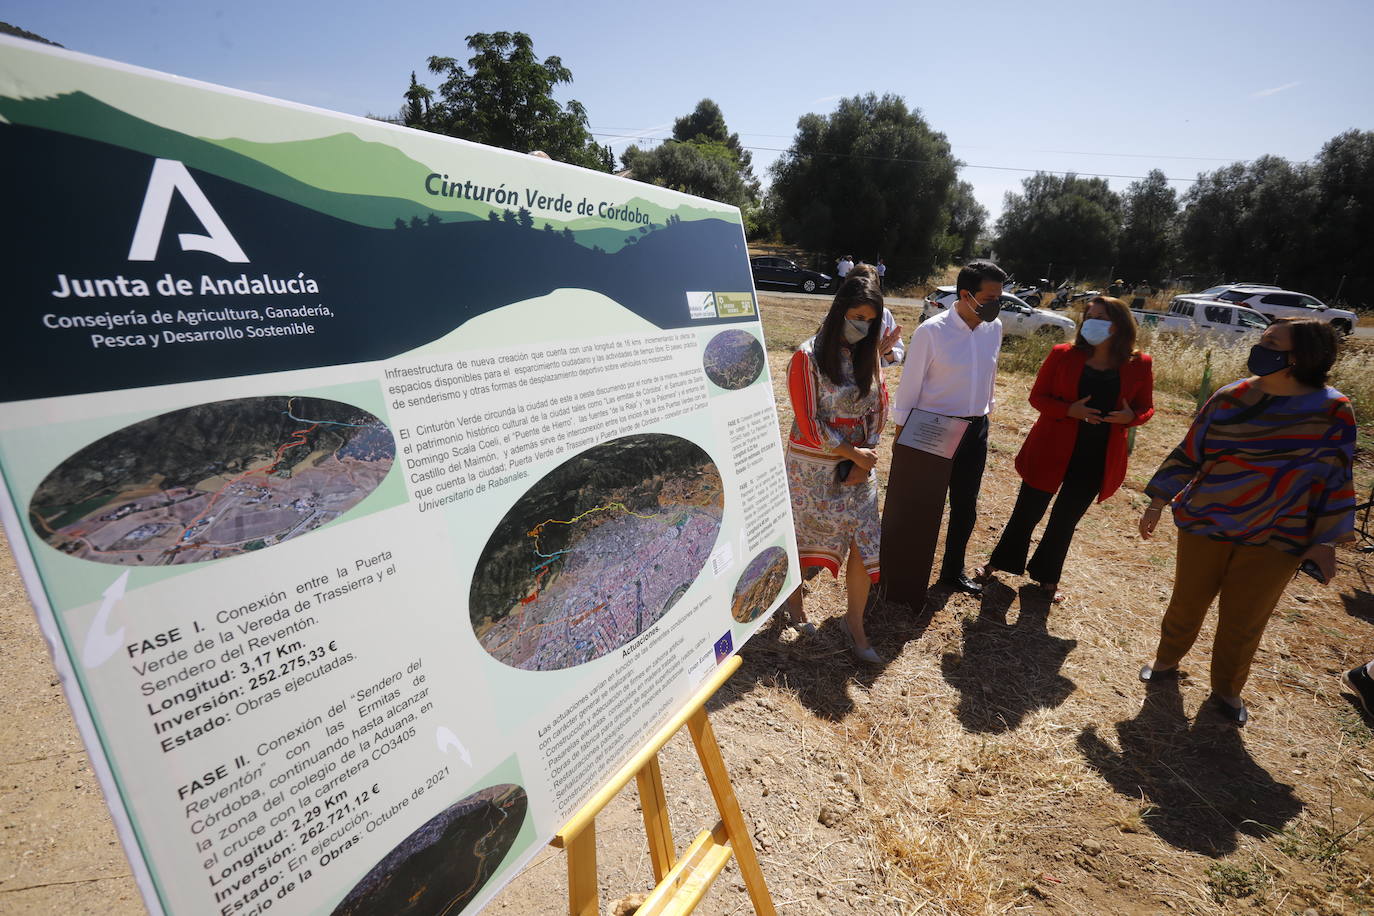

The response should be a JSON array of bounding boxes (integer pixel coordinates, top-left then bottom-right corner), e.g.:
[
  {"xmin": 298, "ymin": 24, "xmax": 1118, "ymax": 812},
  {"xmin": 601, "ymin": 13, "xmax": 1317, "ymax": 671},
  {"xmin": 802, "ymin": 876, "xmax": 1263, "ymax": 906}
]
[{"xmin": 1153, "ymin": 530, "xmax": 1302, "ymax": 697}]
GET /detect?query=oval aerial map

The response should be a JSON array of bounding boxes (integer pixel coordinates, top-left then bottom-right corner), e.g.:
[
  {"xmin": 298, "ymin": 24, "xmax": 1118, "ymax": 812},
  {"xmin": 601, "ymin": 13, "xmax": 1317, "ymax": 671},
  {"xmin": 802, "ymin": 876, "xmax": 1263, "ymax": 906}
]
[
  {"xmin": 702, "ymin": 328, "xmax": 765, "ymax": 390},
  {"xmin": 28, "ymin": 395, "xmax": 394, "ymax": 566},
  {"xmin": 731, "ymin": 546, "xmax": 790, "ymax": 623},
  {"xmin": 470, "ymin": 433, "xmax": 724, "ymax": 671},
  {"xmin": 330, "ymin": 783, "xmax": 527, "ymax": 915}
]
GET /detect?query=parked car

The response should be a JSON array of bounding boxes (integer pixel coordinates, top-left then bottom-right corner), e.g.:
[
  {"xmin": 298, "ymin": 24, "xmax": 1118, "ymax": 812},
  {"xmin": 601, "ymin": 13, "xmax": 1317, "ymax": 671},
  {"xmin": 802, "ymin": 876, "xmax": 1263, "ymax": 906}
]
[
  {"xmin": 1209, "ymin": 287, "xmax": 1356, "ymax": 335},
  {"xmin": 750, "ymin": 256, "xmax": 832, "ymax": 294},
  {"xmin": 1129, "ymin": 296, "xmax": 1268, "ymax": 345},
  {"xmin": 922, "ymin": 287, "xmax": 1076, "ymax": 339},
  {"xmin": 1194, "ymin": 282, "xmax": 1280, "ymax": 297}
]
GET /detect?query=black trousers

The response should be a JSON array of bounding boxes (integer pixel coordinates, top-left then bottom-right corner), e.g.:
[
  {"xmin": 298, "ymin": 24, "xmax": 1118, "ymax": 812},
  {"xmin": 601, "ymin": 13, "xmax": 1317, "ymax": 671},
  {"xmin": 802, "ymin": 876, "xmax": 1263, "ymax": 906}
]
[
  {"xmin": 988, "ymin": 431, "xmax": 1106, "ymax": 585},
  {"xmin": 940, "ymin": 415, "xmax": 989, "ymax": 580}
]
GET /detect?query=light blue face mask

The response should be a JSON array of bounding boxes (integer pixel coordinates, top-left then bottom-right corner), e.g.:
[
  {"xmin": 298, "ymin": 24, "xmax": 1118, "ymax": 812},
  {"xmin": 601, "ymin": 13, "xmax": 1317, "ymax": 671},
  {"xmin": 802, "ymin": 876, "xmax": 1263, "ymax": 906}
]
[
  {"xmin": 843, "ymin": 319, "xmax": 872, "ymax": 344},
  {"xmin": 1080, "ymin": 318, "xmax": 1113, "ymax": 346}
]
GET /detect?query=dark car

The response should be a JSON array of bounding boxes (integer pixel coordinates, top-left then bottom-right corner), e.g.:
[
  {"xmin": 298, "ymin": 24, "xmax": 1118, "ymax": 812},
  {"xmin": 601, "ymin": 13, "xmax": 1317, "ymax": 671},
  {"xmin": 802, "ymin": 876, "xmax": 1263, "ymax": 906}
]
[{"xmin": 750, "ymin": 256, "xmax": 832, "ymax": 294}]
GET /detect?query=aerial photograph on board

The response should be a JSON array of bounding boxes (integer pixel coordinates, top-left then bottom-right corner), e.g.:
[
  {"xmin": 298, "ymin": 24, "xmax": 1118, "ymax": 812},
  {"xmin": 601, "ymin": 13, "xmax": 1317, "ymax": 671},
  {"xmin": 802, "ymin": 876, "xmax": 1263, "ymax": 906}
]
[
  {"xmin": 702, "ymin": 328, "xmax": 766, "ymax": 390},
  {"xmin": 331, "ymin": 783, "xmax": 528, "ymax": 916},
  {"xmin": 28, "ymin": 396, "xmax": 394, "ymax": 566},
  {"xmin": 471, "ymin": 434, "xmax": 724, "ymax": 671},
  {"xmin": 731, "ymin": 546, "xmax": 790, "ymax": 623}
]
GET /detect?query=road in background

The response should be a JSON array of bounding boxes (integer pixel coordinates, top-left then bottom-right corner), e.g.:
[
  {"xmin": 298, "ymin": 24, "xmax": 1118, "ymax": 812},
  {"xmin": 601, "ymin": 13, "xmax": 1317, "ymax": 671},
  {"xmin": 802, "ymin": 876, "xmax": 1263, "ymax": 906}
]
[
  {"xmin": 757, "ymin": 289, "xmax": 1374, "ymax": 342},
  {"xmin": 756, "ymin": 288, "xmax": 923, "ymax": 307}
]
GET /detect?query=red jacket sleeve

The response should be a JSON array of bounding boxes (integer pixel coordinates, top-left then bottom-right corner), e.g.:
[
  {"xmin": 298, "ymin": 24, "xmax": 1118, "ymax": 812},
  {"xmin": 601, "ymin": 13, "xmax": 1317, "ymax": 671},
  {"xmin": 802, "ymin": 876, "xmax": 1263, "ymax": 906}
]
[
  {"xmin": 1027, "ymin": 345, "xmax": 1071, "ymax": 419},
  {"xmin": 1127, "ymin": 354, "xmax": 1154, "ymax": 427}
]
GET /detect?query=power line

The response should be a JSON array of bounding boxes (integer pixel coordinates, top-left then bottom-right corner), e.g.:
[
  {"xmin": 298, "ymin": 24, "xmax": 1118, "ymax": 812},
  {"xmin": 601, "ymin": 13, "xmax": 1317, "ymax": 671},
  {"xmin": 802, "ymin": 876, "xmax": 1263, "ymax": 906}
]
[
  {"xmin": 1005, "ymin": 147, "xmax": 1243, "ymax": 162},
  {"xmin": 589, "ymin": 133, "xmax": 1208, "ymax": 183},
  {"xmin": 591, "ymin": 127, "xmax": 1246, "ymax": 162},
  {"xmin": 593, "ymin": 133, "xmax": 1374, "ymax": 191}
]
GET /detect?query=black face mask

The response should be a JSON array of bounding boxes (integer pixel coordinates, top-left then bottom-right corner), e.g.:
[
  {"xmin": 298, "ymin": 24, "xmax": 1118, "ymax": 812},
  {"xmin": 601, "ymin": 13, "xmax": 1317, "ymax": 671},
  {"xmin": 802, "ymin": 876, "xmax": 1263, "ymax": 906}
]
[
  {"xmin": 1247, "ymin": 344, "xmax": 1290, "ymax": 377},
  {"xmin": 968, "ymin": 294, "xmax": 1000, "ymax": 323}
]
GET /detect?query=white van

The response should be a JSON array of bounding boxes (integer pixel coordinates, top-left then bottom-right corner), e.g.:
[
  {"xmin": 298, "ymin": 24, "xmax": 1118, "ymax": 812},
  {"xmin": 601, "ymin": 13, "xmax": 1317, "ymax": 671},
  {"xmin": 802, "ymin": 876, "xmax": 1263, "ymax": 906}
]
[
  {"xmin": 1211, "ymin": 287, "xmax": 1356, "ymax": 335},
  {"xmin": 1130, "ymin": 297, "xmax": 1269, "ymax": 345}
]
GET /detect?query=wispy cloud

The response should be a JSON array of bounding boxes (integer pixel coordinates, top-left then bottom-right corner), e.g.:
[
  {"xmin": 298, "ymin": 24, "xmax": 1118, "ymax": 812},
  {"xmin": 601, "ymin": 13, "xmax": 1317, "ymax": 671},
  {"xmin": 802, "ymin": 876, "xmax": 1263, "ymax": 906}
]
[
  {"xmin": 812, "ymin": 94, "xmax": 844, "ymax": 104},
  {"xmin": 1252, "ymin": 81, "xmax": 1300, "ymax": 99}
]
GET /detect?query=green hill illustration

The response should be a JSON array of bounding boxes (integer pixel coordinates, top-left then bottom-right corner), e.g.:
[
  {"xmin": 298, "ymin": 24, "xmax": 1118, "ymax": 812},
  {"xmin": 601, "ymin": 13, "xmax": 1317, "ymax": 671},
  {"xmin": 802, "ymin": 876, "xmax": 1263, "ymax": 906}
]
[
  {"xmin": 0, "ymin": 92, "xmax": 448, "ymax": 228},
  {"xmin": 0, "ymin": 91, "xmax": 735, "ymax": 249}
]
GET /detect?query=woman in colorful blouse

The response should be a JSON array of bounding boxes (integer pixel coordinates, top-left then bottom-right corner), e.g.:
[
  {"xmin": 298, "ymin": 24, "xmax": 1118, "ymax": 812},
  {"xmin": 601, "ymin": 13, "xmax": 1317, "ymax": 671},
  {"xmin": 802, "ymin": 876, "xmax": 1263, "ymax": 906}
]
[
  {"xmin": 1139, "ymin": 318, "xmax": 1357, "ymax": 726},
  {"xmin": 782, "ymin": 275, "xmax": 889, "ymax": 663},
  {"xmin": 976, "ymin": 296, "xmax": 1154, "ymax": 601}
]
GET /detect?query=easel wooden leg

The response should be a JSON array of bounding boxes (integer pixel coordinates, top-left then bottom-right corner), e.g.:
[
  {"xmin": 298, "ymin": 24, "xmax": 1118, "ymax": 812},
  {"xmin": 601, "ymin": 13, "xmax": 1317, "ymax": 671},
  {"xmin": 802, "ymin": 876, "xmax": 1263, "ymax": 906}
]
[
  {"xmin": 565, "ymin": 820, "xmax": 599, "ymax": 916},
  {"xmin": 551, "ymin": 657, "xmax": 775, "ymax": 915},
  {"xmin": 687, "ymin": 708, "xmax": 777, "ymax": 916},
  {"xmin": 636, "ymin": 754, "xmax": 676, "ymax": 882}
]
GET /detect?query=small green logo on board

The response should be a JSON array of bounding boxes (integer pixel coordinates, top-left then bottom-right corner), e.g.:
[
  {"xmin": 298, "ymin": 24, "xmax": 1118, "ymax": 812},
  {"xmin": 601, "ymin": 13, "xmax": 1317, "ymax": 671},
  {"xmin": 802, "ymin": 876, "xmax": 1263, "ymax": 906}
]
[{"xmin": 713, "ymin": 293, "xmax": 756, "ymax": 317}]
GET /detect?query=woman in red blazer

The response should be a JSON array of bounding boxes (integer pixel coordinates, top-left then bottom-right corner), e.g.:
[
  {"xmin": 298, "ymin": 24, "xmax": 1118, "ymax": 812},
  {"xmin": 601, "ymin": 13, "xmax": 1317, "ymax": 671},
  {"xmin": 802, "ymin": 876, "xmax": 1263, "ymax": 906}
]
[{"xmin": 976, "ymin": 296, "xmax": 1154, "ymax": 601}]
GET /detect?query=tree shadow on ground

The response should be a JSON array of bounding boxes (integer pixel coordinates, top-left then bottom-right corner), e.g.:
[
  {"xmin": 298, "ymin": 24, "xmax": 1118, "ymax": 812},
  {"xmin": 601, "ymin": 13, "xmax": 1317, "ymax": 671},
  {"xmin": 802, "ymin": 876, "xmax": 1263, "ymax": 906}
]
[
  {"xmin": 717, "ymin": 588, "xmax": 948, "ymax": 722},
  {"xmin": 1077, "ymin": 680, "xmax": 1303, "ymax": 856},
  {"xmin": 939, "ymin": 581, "xmax": 1078, "ymax": 734}
]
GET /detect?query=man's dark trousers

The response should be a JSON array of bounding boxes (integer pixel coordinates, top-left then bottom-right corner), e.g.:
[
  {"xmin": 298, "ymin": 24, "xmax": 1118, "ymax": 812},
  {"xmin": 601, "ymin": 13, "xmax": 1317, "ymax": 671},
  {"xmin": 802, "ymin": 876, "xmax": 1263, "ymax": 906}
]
[{"xmin": 939, "ymin": 415, "xmax": 988, "ymax": 581}]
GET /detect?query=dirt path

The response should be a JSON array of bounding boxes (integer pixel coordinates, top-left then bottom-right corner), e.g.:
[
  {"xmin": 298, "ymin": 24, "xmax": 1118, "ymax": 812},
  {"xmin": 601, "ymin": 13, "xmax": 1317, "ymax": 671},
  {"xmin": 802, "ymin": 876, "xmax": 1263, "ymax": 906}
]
[{"xmin": 2, "ymin": 297, "xmax": 1372, "ymax": 914}]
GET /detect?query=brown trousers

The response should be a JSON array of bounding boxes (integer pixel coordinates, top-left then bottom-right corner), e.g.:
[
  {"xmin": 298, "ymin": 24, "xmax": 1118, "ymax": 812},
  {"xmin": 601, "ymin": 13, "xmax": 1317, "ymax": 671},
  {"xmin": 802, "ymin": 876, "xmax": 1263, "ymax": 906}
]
[
  {"xmin": 878, "ymin": 442, "xmax": 952, "ymax": 610},
  {"xmin": 1153, "ymin": 530, "xmax": 1302, "ymax": 697}
]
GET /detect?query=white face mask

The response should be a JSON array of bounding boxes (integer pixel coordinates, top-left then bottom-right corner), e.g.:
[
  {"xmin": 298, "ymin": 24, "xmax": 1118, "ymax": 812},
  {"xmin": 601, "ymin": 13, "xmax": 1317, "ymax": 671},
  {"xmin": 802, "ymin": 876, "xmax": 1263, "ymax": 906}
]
[
  {"xmin": 843, "ymin": 319, "xmax": 872, "ymax": 344},
  {"xmin": 1080, "ymin": 318, "xmax": 1113, "ymax": 345}
]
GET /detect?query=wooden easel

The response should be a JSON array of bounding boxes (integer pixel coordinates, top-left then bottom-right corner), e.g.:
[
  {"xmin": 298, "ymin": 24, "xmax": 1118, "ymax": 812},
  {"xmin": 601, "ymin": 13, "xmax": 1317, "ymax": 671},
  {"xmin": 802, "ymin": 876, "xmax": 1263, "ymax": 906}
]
[{"xmin": 549, "ymin": 655, "xmax": 777, "ymax": 915}]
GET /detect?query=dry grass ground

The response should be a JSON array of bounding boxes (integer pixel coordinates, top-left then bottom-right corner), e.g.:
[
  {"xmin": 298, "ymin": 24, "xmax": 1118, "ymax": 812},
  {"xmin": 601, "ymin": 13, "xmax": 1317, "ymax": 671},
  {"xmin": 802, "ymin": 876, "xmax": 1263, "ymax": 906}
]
[
  {"xmin": 715, "ymin": 296, "xmax": 1374, "ymax": 914},
  {"xmin": 1, "ymin": 294, "xmax": 1371, "ymax": 915}
]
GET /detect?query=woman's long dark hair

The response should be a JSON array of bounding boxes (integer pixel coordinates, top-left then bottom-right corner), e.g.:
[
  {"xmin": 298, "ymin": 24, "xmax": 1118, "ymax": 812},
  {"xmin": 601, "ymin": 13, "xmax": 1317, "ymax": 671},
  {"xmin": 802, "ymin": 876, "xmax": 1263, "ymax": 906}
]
[{"xmin": 815, "ymin": 275, "xmax": 883, "ymax": 396}]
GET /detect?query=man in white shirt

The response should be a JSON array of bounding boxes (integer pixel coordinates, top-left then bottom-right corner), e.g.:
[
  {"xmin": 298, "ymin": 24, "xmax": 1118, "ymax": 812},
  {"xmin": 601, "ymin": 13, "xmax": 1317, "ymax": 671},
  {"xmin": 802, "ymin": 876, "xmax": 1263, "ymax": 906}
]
[
  {"xmin": 881, "ymin": 259, "xmax": 1006, "ymax": 607},
  {"xmin": 847, "ymin": 265, "xmax": 903, "ymax": 366},
  {"xmin": 837, "ymin": 255, "xmax": 853, "ymax": 279},
  {"xmin": 876, "ymin": 258, "xmax": 887, "ymax": 289}
]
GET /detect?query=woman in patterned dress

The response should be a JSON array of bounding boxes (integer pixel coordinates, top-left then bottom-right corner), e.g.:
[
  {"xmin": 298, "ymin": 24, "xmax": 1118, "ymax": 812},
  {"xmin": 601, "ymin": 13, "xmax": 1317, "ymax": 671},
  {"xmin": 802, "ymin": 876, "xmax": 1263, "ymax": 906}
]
[
  {"xmin": 1138, "ymin": 318, "xmax": 1356, "ymax": 726},
  {"xmin": 781, "ymin": 275, "xmax": 889, "ymax": 663}
]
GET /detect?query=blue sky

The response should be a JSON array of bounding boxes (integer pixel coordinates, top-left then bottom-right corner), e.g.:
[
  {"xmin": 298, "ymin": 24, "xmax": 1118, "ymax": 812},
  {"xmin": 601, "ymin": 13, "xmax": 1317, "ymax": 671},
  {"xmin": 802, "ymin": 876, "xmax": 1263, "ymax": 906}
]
[{"xmin": 7, "ymin": 0, "xmax": 1372, "ymax": 221}]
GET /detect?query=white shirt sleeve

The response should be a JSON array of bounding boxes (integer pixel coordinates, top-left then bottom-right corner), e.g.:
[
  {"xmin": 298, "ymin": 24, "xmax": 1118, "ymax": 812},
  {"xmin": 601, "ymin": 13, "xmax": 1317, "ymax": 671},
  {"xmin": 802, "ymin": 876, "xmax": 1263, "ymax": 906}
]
[
  {"xmin": 891, "ymin": 322, "xmax": 931, "ymax": 425},
  {"xmin": 881, "ymin": 307, "xmax": 904, "ymax": 366},
  {"xmin": 987, "ymin": 321, "xmax": 1003, "ymax": 412}
]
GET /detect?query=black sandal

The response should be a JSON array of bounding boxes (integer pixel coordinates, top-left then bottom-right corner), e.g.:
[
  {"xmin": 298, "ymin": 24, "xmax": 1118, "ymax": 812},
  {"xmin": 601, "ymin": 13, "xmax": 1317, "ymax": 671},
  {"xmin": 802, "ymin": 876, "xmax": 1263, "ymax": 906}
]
[
  {"xmin": 1139, "ymin": 664, "xmax": 1181, "ymax": 683},
  {"xmin": 1209, "ymin": 694, "xmax": 1248, "ymax": 726}
]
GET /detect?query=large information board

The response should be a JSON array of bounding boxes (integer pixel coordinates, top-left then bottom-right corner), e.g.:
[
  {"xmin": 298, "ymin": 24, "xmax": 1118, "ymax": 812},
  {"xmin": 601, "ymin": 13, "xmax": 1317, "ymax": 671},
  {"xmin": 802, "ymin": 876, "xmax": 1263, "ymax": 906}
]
[{"xmin": 0, "ymin": 37, "xmax": 798, "ymax": 916}]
